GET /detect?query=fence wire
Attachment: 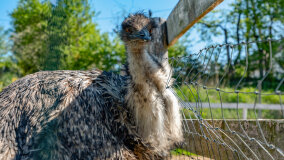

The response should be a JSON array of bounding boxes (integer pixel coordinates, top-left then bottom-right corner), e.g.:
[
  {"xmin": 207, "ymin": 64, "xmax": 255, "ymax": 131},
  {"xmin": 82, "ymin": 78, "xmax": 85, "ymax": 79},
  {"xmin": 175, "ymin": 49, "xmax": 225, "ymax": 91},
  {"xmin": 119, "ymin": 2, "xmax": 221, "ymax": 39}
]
[{"xmin": 167, "ymin": 38, "xmax": 284, "ymax": 160}]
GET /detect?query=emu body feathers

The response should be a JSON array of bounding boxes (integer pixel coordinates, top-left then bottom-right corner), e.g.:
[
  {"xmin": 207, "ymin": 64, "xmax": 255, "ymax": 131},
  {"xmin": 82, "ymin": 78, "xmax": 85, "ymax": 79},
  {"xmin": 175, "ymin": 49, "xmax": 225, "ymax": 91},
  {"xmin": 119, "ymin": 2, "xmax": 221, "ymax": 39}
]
[{"xmin": 0, "ymin": 70, "xmax": 137, "ymax": 159}]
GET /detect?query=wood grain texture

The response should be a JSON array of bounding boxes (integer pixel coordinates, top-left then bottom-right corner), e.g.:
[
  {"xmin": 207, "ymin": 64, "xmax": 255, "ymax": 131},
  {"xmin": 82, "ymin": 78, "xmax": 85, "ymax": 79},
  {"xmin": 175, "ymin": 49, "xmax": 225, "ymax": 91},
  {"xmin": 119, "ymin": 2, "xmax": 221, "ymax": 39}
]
[{"xmin": 166, "ymin": 0, "xmax": 223, "ymax": 46}]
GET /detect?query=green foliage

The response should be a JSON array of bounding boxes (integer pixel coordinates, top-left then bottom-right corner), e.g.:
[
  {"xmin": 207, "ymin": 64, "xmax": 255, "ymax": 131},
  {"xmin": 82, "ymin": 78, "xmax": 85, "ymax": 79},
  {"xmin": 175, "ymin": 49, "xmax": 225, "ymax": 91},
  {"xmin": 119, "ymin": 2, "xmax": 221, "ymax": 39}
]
[
  {"xmin": 46, "ymin": 0, "xmax": 126, "ymax": 71},
  {"xmin": 10, "ymin": 0, "xmax": 51, "ymax": 75},
  {"xmin": 10, "ymin": 0, "xmax": 125, "ymax": 76},
  {"xmin": 168, "ymin": 41, "xmax": 188, "ymax": 58},
  {"xmin": 0, "ymin": 0, "xmax": 128, "ymax": 90},
  {"xmin": 168, "ymin": 41, "xmax": 202, "ymax": 83},
  {"xmin": 195, "ymin": 0, "xmax": 284, "ymax": 84},
  {"xmin": 0, "ymin": 26, "xmax": 19, "ymax": 91},
  {"xmin": 0, "ymin": 27, "xmax": 9, "ymax": 56}
]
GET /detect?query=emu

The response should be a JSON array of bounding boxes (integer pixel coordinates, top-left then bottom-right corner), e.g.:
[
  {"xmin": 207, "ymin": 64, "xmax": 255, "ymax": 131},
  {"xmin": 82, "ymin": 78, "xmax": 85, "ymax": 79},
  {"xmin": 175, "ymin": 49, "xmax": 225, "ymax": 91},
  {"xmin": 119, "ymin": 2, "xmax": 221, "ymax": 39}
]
[
  {"xmin": 121, "ymin": 13, "xmax": 182, "ymax": 150},
  {"xmin": 0, "ymin": 13, "xmax": 182, "ymax": 160}
]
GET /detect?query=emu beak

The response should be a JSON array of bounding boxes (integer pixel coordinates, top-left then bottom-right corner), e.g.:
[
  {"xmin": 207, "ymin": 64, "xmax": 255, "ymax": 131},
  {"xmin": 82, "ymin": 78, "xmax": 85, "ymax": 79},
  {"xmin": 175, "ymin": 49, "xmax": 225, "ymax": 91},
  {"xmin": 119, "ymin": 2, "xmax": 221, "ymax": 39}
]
[{"xmin": 134, "ymin": 29, "xmax": 151, "ymax": 41}]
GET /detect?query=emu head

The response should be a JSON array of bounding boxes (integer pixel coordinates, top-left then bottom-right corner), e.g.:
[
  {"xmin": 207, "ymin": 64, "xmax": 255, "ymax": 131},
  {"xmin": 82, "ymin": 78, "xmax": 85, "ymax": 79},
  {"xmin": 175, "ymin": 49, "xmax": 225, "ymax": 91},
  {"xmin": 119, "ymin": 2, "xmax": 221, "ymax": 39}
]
[{"xmin": 120, "ymin": 12, "xmax": 157, "ymax": 47}]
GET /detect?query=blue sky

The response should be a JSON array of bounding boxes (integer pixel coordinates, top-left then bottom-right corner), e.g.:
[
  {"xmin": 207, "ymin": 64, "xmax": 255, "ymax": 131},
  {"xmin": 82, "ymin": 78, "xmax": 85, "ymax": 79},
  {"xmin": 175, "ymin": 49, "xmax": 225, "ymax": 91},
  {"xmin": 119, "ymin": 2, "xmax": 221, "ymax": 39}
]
[
  {"xmin": 0, "ymin": 0, "xmax": 178, "ymax": 32},
  {"xmin": 0, "ymin": 0, "xmax": 233, "ymax": 52}
]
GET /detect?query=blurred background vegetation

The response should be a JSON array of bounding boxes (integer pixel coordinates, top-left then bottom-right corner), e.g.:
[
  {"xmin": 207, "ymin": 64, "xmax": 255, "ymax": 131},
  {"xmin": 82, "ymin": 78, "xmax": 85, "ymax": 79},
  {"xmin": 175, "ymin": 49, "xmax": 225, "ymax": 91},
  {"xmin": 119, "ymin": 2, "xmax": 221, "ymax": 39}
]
[{"xmin": 0, "ymin": 0, "xmax": 283, "ymax": 118}]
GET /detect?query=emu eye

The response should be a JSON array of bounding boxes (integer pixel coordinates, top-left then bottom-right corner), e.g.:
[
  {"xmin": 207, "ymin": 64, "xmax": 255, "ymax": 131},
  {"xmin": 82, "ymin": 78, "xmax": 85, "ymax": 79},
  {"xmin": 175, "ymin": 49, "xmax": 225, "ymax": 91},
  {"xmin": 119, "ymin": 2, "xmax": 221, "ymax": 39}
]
[
  {"xmin": 125, "ymin": 28, "xmax": 130, "ymax": 33},
  {"xmin": 149, "ymin": 29, "xmax": 152, "ymax": 34}
]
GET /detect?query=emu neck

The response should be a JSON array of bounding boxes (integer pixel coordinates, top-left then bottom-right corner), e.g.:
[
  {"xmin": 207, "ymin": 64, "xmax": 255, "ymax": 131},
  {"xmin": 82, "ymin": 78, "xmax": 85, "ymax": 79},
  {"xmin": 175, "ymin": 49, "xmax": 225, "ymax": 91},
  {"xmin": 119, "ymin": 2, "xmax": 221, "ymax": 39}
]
[
  {"xmin": 126, "ymin": 45, "xmax": 151, "ymax": 83},
  {"xmin": 125, "ymin": 43, "xmax": 170, "ymax": 149},
  {"xmin": 127, "ymin": 45, "xmax": 145, "ymax": 56}
]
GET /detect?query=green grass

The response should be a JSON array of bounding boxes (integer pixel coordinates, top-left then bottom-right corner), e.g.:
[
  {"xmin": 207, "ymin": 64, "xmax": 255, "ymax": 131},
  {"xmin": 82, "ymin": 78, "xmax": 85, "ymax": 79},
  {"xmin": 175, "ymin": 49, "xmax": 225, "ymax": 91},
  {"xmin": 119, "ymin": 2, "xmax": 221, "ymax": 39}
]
[
  {"xmin": 176, "ymin": 85, "xmax": 283, "ymax": 104},
  {"xmin": 176, "ymin": 85, "xmax": 283, "ymax": 119},
  {"xmin": 171, "ymin": 148, "xmax": 198, "ymax": 157},
  {"xmin": 182, "ymin": 108, "xmax": 283, "ymax": 119}
]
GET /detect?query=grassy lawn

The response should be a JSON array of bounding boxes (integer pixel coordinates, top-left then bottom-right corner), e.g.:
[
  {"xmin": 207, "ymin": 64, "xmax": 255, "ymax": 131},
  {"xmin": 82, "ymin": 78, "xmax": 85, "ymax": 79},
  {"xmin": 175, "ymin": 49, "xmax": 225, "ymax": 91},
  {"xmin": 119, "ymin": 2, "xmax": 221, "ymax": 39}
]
[
  {"xmin": 182, "ymin": 108, "xmax": 283, "ymax": 119},
  {"xmin": 176, "ymin": 86, "xmax": 283, "ymax": 104},
  {"xmin": 176, "ymin": 86, "xmax": 283, "ymax": 119}
]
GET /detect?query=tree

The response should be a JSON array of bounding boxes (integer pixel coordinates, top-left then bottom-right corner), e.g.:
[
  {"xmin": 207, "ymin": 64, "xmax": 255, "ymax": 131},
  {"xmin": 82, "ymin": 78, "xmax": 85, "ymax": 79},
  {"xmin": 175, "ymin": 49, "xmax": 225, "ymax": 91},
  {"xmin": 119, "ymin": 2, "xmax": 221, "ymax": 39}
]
[
  {"xmin": 47, "ymin": 0, "xmax": 126, "ymax": 71},
  {"xmin": 0, "ymin": 27, "xmax": 9, "ymax": 60},
  {"xmin": 10, "ymin": 0, "xmax": 126, "ymax": 76},
  {"xmin": 10, "ymin": 0, "xmax": 51, "ymax": 75},
  {"xmin": 0, "ymin": 26, "xmax": 18, "ymax": 90},
  {"xmin": 193, "ymin": 0, "xmax": 284, "ymax": 87},
  {"xmin": 168, "ymin": 41, "xmax": 202, "ymax": 85}
]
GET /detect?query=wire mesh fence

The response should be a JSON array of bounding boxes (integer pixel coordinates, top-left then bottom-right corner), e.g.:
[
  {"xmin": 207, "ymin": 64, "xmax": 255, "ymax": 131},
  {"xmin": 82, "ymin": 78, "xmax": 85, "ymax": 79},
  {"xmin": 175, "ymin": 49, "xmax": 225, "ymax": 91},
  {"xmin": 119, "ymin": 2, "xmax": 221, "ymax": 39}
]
[{"xmin": 167, "ymin": 38, "xmax": 284, "ymax": 160}]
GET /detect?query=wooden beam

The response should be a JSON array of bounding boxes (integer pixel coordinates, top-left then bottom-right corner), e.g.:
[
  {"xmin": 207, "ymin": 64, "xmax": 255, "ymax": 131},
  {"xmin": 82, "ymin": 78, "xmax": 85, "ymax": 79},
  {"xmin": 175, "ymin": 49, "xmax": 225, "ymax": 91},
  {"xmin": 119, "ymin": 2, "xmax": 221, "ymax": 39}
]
[{"xmin": 166, "ymin": 0, "xmax": 223, "ymax": 46}]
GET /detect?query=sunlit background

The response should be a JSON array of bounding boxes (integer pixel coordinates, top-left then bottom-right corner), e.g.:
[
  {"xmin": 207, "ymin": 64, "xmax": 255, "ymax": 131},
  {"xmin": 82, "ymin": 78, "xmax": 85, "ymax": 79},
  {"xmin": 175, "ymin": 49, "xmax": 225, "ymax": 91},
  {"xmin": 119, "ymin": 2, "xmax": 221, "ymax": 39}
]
[{"xmin": 0, "ymin": 1, "xmax": 283, "ymax": 158}]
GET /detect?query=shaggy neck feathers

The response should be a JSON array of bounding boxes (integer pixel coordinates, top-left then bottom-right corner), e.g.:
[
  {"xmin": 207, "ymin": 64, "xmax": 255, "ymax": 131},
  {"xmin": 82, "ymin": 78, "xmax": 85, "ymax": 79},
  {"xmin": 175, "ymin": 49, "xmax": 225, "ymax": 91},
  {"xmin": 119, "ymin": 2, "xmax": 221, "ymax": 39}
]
[
  {"xmin": 120, "ymin": 13, "xmax": 183, "ymax": 154},
  {"xmin": 125, "ymin": 43, "xmax": 183, "ymax": 152}
]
